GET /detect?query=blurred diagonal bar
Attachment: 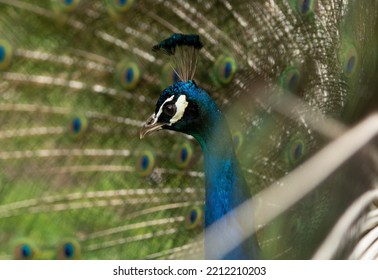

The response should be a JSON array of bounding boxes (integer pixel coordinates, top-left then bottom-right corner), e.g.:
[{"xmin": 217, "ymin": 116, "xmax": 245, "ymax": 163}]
[{"xmin": 202, "ymin": 113, "xmax": 378, "ymax": 259}]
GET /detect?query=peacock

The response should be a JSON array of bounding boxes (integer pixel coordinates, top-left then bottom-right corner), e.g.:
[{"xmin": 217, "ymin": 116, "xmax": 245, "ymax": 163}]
[
  {"xmin": 140, "ymin": 34, "xmax": 260, "ymax": 260},
  {"xmin": 0, "ymin": 0, "xmax": 377, "ymax": 260}
]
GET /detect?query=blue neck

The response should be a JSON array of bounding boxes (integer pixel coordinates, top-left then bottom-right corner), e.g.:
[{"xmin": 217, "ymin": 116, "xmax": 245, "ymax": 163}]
[
  {"xmin": 193, "ymin": 109, "xmax": 258, "ymax": 259},
  {"xmin": 197, "ymin": 115, "xmax": 248, "ymax": 225}
]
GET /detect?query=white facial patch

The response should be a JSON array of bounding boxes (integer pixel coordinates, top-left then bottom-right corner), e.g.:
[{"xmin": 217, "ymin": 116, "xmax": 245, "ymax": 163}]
[
  {"xmin": 154, "ymin": 95, "xmax": 175, "ymax": 123},
  {"xmin": 169, "ymin": 95, "xmax": 188, "ymax": 125}
]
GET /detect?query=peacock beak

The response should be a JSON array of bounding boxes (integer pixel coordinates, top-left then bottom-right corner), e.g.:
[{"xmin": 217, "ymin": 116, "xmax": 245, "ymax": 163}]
[{"xmin": 140, "ymin": 114, "xmax": 166, "ymax": 139}]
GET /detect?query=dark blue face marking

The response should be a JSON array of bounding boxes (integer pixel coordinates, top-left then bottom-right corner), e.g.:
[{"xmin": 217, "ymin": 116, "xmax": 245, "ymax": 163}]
[
  {"xmin": 155, "ymin": 80, "xmax": 218, "ymax": 138},
  {"xmin": 224, "ymin": 62, "xmax": 232, "ymax": 79},
  {"xmin": 190, "ymin": 209, "xmax": 197, "ymax": 223},
  {"xmin": 0, "ymin": 46, "xmax": 5, "ymax": 62},
  {"xmin": 301, "ymin": 0, "xmax": 311, "ymax": 14},
  {"xmin": 180, "ymin": 148, "xmax": 188, "ymax": 162},
  {"xmin": 118, "ymin": 0, "xmax": 127, "ymax": 5},
  {"xmin": 21, "ymin": 244, "xmax": 32, "ymax": 258},
  {"xmin": 64, "ymin": 243, "xmax": 75, "ymax": 258},
  {"xmin": 346, "ymin": 56, "xmax": 355, "ymax": 73},
  {"xmin": 72, "ymin": 118, "xmax": 81, "ymax": 133},
  {"xmin": 156, "ymin": 81, "xmax": 192, "ymax": 114},
  {"xmin": 141, "ymin": 155, "xmax": 149, "ymax": 170},
  {"xmin": 64, "ymin": 0, "xmax": 74, "ymax": 5},
  {"xmin": 126, "ymin": 68, "xmax": 134, "ymax": 83}
]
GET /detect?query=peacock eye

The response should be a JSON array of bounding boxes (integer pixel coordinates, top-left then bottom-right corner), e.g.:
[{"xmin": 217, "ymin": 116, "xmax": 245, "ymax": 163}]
[{"xmin": 163, "ymin": 103, "xmax": 176, "ymax": 117}]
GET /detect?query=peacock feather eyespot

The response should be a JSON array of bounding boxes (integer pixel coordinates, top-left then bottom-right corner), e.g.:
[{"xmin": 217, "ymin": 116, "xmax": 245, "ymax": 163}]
[
  {"xmin": 14, "ymin": 241, "xmax": 38, "ymax": 260},
  {"xmin": 232, "ymin": 131, "xmax": 244, "ymax": 153},
  {"xmin": 172, "ymin": 141, "xmax": 193, "ymax": 169},
  {"xmin": 339, "ymin": 42, "xmax": 358, "ymax": 78},
  {"xmin": 161, "ymin": 63, "xmax": 180, "ymax": 89},
  {"xmin": 0, "ymin": 39, "xmax": 13, "ymax": 71},
  {"xmin": 68, "ymin": 115, "xmax": 88, "ymax": 140},
  {"xmin": 290, "ymin": 0, "xmax": 316, "ymax": 18},
  {"xmin": 212, "ymin": 55, "xmax": 237, "ymax": 86},
  {"xmin": 52, "ymin": 0, "xmax": 81, "ymax": 13},
  {"xmin": 106, "ymin": 0, "xmax": 134, "ymax": 13},
  {"xmin": 278, "ymin": 66, "xmax": 301, "ymax": 94},
  {"xmin": 57, "ymin": 239, "xmax": 81, "ymax": 260},
  {"xmin": 136, "ymin": 149, "xmax": 156, "ymax": 177},
  {"xmin": 115, "ymin": 60, "xmax": 141, "ymax": 91},
  {"xmin": 285, "ymin": 134, "xmax": 306, "ymax": 167},
  {"xmin": 184, "ymin": 206, "xmax": 203, "ymax": 230}
]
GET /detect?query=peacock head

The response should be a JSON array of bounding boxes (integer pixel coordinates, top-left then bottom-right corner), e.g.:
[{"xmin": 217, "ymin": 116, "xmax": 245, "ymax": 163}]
[
  {"xmin": 140, "ymin": 80, "xmax": 218, "ymax": 139},
  {"xmin": 141, "ymin": 34, "xmax": 214, "ymax": 140}
]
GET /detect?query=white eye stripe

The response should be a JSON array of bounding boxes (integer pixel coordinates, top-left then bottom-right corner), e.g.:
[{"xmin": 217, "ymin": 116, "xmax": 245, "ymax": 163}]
[
  {"xmin": 154, "ymin": 95, "xmax": 175, "ymax": 122},
  {"xmin": 154, "ymin": 95, "xmax": 188, "ymax": 126},
  {"xmin": 170, "ymin": 95, "xmax": 188, "ymax": 125}
]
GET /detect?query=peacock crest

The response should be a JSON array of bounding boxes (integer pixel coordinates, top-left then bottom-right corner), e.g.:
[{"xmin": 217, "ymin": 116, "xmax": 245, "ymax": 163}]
[{"xmin": 152, "ymin": 33, "xmax": 203, "ymax": 82}]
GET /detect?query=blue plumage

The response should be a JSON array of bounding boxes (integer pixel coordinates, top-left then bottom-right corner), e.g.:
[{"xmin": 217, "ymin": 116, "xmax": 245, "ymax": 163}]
[
  {"xmin": 152, "ymin": 34, "xmax": 203, "ymax": 55},
  {"xmin": 142, "ymin": 33, "xmax": 260, "ymax": 259},
  {"xmin": 141, "ymin": 77, "xmax": 259, "ymax": 259}
]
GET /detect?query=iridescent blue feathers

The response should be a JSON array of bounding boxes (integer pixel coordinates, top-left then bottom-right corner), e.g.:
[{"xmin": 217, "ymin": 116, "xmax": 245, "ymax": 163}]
[{"xmin": 152, "ymin": 33, "xmax": 203, "ymax": 55}]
